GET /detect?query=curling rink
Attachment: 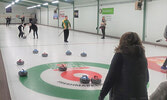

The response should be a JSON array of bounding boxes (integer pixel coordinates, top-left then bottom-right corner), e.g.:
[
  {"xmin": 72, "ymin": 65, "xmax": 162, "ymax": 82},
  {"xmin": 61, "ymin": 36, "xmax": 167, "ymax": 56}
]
[{"xmin": 0, "ymin": 25, "xmax": 167, "ymax": 100}]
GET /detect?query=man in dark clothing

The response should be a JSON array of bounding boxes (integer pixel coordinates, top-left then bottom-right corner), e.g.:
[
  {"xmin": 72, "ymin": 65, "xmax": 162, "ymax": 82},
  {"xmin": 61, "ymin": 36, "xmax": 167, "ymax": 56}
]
[
  {"xmin": 32, "ymin": 18, "xmax": 37, "ymax": 24},
  {"xmin": 29, "ymin": 23, "xmax": 38, "ymax": 39},
  {"xmin": 20, "ymin": 16, "xmax": 25, "ymax": 24},
  {"xmin": 62, "ymin": 16, "xmax": 71, "ymax": 42},
  {"xmin": 29, "ymin": 18, "xmax": 32, "ymax": 23},
  {"xmin": 6, "ymin": 17, "xmax": 10, "ymax": 26},
  {"xmin": 18, "ymin": 23, "xmax": 26, "ymax": 38},
  {"xmin": 9, "ymin": 16, "xmax": 11, "ymax": 25}
]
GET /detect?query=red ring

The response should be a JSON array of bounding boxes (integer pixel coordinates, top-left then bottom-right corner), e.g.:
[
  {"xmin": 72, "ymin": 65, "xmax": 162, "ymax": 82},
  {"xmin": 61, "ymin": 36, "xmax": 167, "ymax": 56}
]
[
  {"xmin": 147, "ymin": 56, "xmax": 166, "ymax": 73},
  {"xmin": 61, "ymin": 70, "xmax": 102, "ymax": 81}
]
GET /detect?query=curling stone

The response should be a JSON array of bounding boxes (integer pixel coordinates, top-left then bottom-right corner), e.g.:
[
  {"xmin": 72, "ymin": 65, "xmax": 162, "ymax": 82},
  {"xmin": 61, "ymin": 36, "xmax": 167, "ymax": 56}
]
[
  {"xmin": 42, "ymin": 52, "xmax": 48, "ymax": 57},
  {"xmin": 18, "ymin": 69, "xmax": 28, "ymax": 77},
  {"xmin": 91, "ymin": 76, "xmax": 101, "ymax": 84},
  {"xmin": 23, "ymin": 36, "xmax": 27, "ymax": 39},
  {"xmin": 33, "ymin": 49, "xmax": 38, "ymax": 54},
  {"xmin": 58, "ymin": 64, "xmax": 67, "ymax": 71},
  {"xmin": 17, "ymin": 59, "xmax": 24, "ymax": 65},
  {"xmin": 80, "ymin": 75, "xmax": 90, "ymax": 84},
  {"xmin": 66, "ymin": 50, "xmax": 72, "ymax": 55},
  {"xmin": 81, "ymin": 52, "xmax": 87, "ymax": 57},
  {"xmin": 161, "ymin": 66, "xmax": 167, "ymax": 73}
]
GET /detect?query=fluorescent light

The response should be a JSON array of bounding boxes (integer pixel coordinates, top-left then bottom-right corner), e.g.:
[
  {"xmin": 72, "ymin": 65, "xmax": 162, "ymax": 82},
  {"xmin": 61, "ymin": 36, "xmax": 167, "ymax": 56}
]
[
  {"xmin": 27, "ymin": 6, "xmax": 34, "ymax": 9},
  {"xmin": 5, "ymin": 0, "xmax": 17, "ymax": 9},
  {"xmin": 27, "ymin": 4, "xmax": 41, "ymax": 9},
  {"xmin": 27, "ymin": 6, "xmax": 35, "ymax": 9},
  {"xmin": 27, "ymin": 7, "xmax": 32, "ymax": 9},
  {"xmin": 52, "ymin": 1, "xmax": 59, "ymax": 4},
  {"xmin": 12, "ymin": 2, "xmax": 15, "ymax": 5},
  {"xmin": 15, "ymin": 0, "xmax": 19, "ymax": 3},
  {"xmin": 27, "ymin": 7, "xmax": 31, "ymax": 9},
  {"xmin": 37, "ymin": 5, "xmax": 41, "ymax": 7},
  {"xmin": 5, "ymin": 4, "xmax": 12, "ymax": 9},
  {"xmin": 43, "ymin": 3, "xmax": 48, "ymax": 6}
]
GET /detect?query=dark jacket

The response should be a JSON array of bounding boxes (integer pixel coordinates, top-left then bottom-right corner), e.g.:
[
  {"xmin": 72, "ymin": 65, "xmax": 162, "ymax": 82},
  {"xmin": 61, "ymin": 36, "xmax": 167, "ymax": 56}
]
[
  {"xmin": 99, "ymin": 46, "xmax": 149, "ymax": 100},
  {"xmin": 21, "ymin": 17, "xmax": 25, "ymax": 22},
  {"xmin": 18, "ymin": 24, "xmax": 24, "ymax": 32},
  {"xmin": 29, "ymin": 24, "xmax": 38, "ymax": 33},
  {"xmin": 6, "ymin": 17, "xmax": 10, "ymax": 22}
]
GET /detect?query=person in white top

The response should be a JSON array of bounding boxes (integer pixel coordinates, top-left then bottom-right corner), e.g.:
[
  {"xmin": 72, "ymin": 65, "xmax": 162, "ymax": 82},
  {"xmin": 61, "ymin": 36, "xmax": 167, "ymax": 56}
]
[{"xmin": 100, "ymin": 16, "xmax": 106, "ymax": 39}]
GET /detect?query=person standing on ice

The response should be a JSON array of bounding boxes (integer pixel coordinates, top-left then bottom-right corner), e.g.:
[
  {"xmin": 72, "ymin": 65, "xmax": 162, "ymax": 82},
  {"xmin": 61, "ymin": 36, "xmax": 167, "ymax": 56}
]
[
  {"xmin": 99, "ymin": 32, "xmax": 149, "ymax": 100},
  {"xmin": 62, "ymin": 16, "xmax": 71, "ymax": 43}
]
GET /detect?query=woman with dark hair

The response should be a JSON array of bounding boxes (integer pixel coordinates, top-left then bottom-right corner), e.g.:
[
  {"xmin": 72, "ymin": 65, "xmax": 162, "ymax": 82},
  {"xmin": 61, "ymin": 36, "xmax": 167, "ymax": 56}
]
[
  {"xmin": 5, "ymin": 17, "xmax": 10, "ymax": 26},
  {"xmin": 99, "ymin": 32, "xmax": 149, "ymax": 100}
]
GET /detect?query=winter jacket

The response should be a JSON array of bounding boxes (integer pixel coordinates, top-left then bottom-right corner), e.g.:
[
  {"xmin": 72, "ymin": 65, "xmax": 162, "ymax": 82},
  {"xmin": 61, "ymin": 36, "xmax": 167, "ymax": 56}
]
[
  {"xmin": 29, "ymin": 24, "xmax": 38, "ymax": 33},
  {"xmin": 99, "ymin": 46, "xmax": 149, "ymax": 100},
  {"xmin": 18, "ymin": 24, "xmax": 24, "ymax": 32}
]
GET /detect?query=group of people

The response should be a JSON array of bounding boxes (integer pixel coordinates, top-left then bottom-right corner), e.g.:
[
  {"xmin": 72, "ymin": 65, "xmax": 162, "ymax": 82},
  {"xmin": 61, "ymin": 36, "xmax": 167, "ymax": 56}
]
[
  {"xmin": 62, "ymin": 15, "xmax": 167, "ymax": 100},
  {"xmin": 16, "ymin": 15, "xmax": 167, "ymax": 100},
  {"xmin": 6, "ymin": 16, "xmax": 25, "ymax": 26},
  {"xmin": 98, "ymin": 32, "xmax": 167, "ymax": 100},
  {"xmin": 61, "ymin": 15, "xmax": 106, "ymax": 42},
  {"xmin": 17, "ymin": 15, "xmax": 104, "ymax": 42},
  {"xmin": 17, "ymin": 15, "xmax": 70, "ymax": 40},
  {"xmin": 18, "ymin": 23, "xmax": 38, "ymax": 39}
]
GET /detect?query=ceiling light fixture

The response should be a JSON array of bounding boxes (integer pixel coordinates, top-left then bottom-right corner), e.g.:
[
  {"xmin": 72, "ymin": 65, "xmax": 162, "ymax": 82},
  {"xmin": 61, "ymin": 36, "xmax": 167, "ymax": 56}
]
[
  {"xmin": 27, "ymin": 4, "xmax": 42, "ymax": 9},
  {"xmin": 15, "ymin": 0, "xmax": 19, "ymax": 3},
  {"xmin": 52, "ymin": 1, "xmax": 59, "ymax": 4},
  {"xmin": 43, "ymin": 3, "xmax": 48, "ymax": 6},
  {"xmin": 11, "ymin": 2, "xmax": 15, "ymax": 5},
  {"xmin": 5, "ymin": 4, "xmax": 12, "ymax": 9},
  {"xmin": 37, "ymin": 5, "xmax": 41, "ymax": 7}
]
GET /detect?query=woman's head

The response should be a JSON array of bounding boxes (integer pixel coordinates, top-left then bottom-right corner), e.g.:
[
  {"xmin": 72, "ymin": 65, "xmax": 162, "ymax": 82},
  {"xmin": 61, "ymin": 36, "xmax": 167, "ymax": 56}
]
[
  {"xmin": 102, "ymin": 16, "xmax": 106, "ymax": 22},
  {"xmin": 115, "ymin": 32, "xmax": 144, "ymax": 55},
  {"xmin": 120, "ymin": 32, "xmax": 142, "ymax": 46}
]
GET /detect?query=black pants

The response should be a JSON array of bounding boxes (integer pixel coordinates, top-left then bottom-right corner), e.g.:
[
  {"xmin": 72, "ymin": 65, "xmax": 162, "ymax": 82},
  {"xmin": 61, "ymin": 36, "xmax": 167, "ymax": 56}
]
[
  {"xmin": 101, "ymin": 27, "xmax": 105, "ymax": 38},
  {"xmin": 18, "ymin": 29, "xmax": 24, "ymax": 38},
  {"xmin": 64, "ymin": 29, "xmax": 69, "ymax": 42},
  {"xmin": 6, "ymin": 21, "xmax": 9, "ymax": 26},
  {"xmin": 33, "ymin": 30, "xmax": 38, "ymax": 39},
  {"xmin": 162, "ymin": 58, "xmax": 167, "ymax": 67}
]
